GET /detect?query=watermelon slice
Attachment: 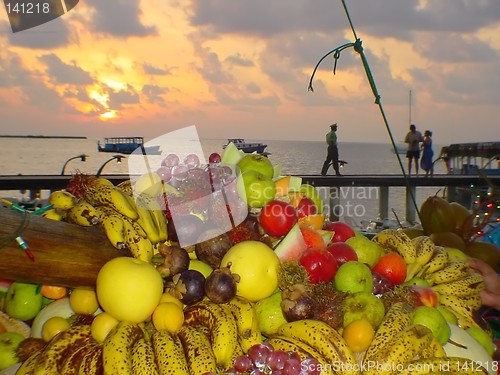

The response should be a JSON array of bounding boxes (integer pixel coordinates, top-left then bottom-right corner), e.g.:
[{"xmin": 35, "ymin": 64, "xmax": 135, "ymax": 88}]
[
  {"xmin": 274, "ymin": 223, "xmax": 307, "ymax": 261},
  {"xmin": 221, "ymin": 141, "xmax": 244, "ymax": 166}
]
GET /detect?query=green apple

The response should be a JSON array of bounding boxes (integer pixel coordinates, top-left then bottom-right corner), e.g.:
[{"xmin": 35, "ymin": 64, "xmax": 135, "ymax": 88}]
[
  {"xmin": 299, "ymin": 184, "xmax": 323, "ymax": 214},
  {"xmin": 253, "ymin": 290, "xmax": 288, "ymax": 336},
  {"xmin": 237, "ymin": 154, "xmax": 274, "ymax": 179},
  {"xmin": 412, "ymin": 306, "xmax": 451, "ymax": 344},
  {"xmin": 345, "ymin": 236, "xmax": 383, "ymax": 267},
  {"xmin": 0, "ymin": 332, "xmax": 24, "ymax": 370},
  {"xmin": 4, "ymin": 282, "xmax": 43, "ymax": 321},
  {"xmin": 236, "ymin": 170, "xmax": 276, "ymax": 208},
  {"xmin": 334, "ymin": 261, "xmax": 373, "ymax": 293},
  {"xmin": 342, "ymin": 291, "xmax": 385, "ymax": 329},
  {"xmin": 96, "ymin": 257, "xmax": 164, "ymax": 323},
  {"xmin": 466, "ymin": 326, "xmax": 495, "ymax": 356},
  {"xmin": 436, "ymin": 305, "xmax": 458, "ymax": 325}
]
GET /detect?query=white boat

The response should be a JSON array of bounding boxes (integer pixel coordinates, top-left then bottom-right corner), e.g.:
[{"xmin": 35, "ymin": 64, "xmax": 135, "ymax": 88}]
[{"xmin": 223, "ymin": 138, "xmax": 268, "ymax": 154}]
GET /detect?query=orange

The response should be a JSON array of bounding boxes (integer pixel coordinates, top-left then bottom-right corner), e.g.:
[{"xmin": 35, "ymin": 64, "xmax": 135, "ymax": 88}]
[
  {"xmin": 372, "ymin": 252, "xmax": 407, "ymax": 285},
  {"xmin": 298, "ymin": 214, "xmax": 325, "ymax": 230},
  {"xmin": 300, "ymin": 226, "xmax": 326, "ymax": 249},
  {"xmin": 342, "ymin": 318, "xmax": 375, "ymax": 353},
  {"xmin": 40, "ymin": 285, "xmax": 68, "ymax": 300},
  {"xmin": 152, "ymin": 302, "xmax": 185, "ymax": 333}
]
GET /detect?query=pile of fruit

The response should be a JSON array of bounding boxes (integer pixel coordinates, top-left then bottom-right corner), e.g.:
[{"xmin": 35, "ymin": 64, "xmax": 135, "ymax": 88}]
[{"xmin": 0, "ymin": 142, "xmax": 499, "ymax": 375}]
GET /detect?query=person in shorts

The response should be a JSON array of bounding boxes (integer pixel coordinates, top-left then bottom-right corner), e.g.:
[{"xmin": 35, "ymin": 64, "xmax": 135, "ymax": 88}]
[{"xmin": 404, "ymin": 124, "xmax": 423, "ymax": 175}]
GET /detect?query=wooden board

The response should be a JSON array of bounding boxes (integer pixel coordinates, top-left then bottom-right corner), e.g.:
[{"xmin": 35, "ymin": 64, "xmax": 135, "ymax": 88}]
[{"xmin": 0, "ymin": 207, "xmax": 131, "ymax": 287}]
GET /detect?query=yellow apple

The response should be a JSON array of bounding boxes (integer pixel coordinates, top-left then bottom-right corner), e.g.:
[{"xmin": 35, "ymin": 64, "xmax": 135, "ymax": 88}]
[
  {"xmin": 220, "ymin": 240, "xmax": 280, "ymax": 302},
  {"xmin": 41, "ymin": 316, "xmax": 70, "ymax": 342},
  {"xmin": 90, "ymin": 312, "xmax": 119, "ymax": 343},
  {"xmin": 96, "ymin": 257, "xmax": 163, "ymax": 323},
  {"xmin": 69, "ymin": 287, "xmax": 99, "ymax": 315}
]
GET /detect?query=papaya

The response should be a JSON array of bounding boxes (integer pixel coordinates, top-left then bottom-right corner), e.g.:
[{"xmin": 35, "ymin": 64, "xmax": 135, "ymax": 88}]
[
  {"xmin": 464, "ymin": 241, "xmax": 500, "ymax": 272},
  {"xmin": 449, "ymin": 201, "xmax": 473, "ymax": 232},
  {"xmin": 419, "ymin": 195, "xmax": 455, "ymax": 235},
  {"xmin": 429, "ymin": 231, "xmax": 467, "ymax": 251}
]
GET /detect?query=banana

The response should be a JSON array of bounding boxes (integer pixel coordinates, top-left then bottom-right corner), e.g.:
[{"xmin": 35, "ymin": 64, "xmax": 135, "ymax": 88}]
[
  {"xmin": 134, "ymin": 195, "xmax": 162, "ymax": 244},
  {"xmin": 32, "ymin": 324, "xmax": 93, "ymax": 375},
  {"xmin": 48, "ymin": 190, "xmax": 78, "ymax": 210},
  {"xmin": 42, "ymin": 208, "xmax": 66, "ymax": 221},
  {"xmin": 16, "ymin": 351, "xmax": 43, "ymax": 375},
  {"xmin": 184, "ymin": 301, "xmax": 240, "ymax": 371},
  {"xmin": 78, "ymin": 343, "xmax": 103, "ymax": 375},
  {"xmin": 266, "ymin": 335, "xmax": 329, "ymax": 364},
  {"xmin": 363, "ymin": 324, "xmax": 434, "ymax": 375},
  {"xmin": 363, "ymin": 302, "xmax": 413, "ymax": 365},
  {"xmin": 116, "ymin": 179, "xmax": 133, "ymax": 194},
  {"xmin": 372, "ymin": 229, "xmax": 417, "ymax": 264},
  {"xmin": 177, "ymin": 325, "xmax": 218, "ymax": 375},
  {"xmin": 432, "ymin": 273, "xmax": 485, "ymax": 298},
  {"xmin": 151, "ymin": 329, "xmax": 189, "ymax": 375},
  {"xmin": 425, "ymin": 260, "xmax": 470, "ymax": 285},
  {"xmin": 395, "ymin": 356, "xmax": 489, "ymax": 375},
  {"xmin": 102, "ymin": 321, "xmax": 144, "ymax": 375},
  {"xmin": 405, "ymin": 236, "xmax": 435, "ymax": 281},
  {"xmin": 123, "ymin": 218, "xmax": 154, "ymax": 262},
  {"xmin": 60, "ymin": 340, "xmax": 99, "ymax": 375},
  {"xmin": 135, "ymin": 193, "xmax": 168, "ymax": 242},
  {"xmin": 419, "ymin": 337, "xmax": 446, "ymax": 359},
  {"xmin": 66, "ymin": 200, "xmax": 100, "ymax": 226},
  {"xmin": 277, "ymin": 319, "xmax": 358, "ymax": 375},
  {"xmin": 438, "ymin": 293, "xmax": 483, "ymax": 321},
  {"xmin": 417, "ymin": 246, "xmax": 449, "ymax": 277},
  {"xmin": 86, "ymin": 184, "xmax": 139, "ymax": 220},
  {"xmin": 225, "ymin": 296, "xmax": 263, "ymax": 352},
  {"xmin": 99, "ymin": 214, "xmax": 127, "ymax": 250},
  {"xmin": 131, "ymin": 336, "xmax": 160, "ymax": 375}
]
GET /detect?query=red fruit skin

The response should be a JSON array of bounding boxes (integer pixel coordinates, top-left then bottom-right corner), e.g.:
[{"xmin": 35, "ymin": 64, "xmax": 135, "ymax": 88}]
[
  {"xmin": 296, "ymin": 196, "xmax": 317, "ymax": 219},
  {"xmin": 409, "ymin": 285, "xmax": 438, "ymax": 307},
  {"xmin": 299, "ymin": 248, "xmax": 338, "ymax": 284},
  {"xmin": 323, "ymin": 221, "xmax": 356, "ymax": 243},
  {"xmin": 371, "ymin": 252, "xmax": 407, "ymax": 285},
  {"xmin": 326, "ymin": 242, "xmax": 358, "ymax": 266},
  {"xmin": 259, "ymin": 200, "xmax": 297, "ymax": 237}
]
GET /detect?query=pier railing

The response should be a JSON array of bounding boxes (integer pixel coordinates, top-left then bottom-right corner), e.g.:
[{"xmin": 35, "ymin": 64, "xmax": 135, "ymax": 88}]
[{"xmin": 1, "ymin": 174, "xmax": 498, "ymax": 225}]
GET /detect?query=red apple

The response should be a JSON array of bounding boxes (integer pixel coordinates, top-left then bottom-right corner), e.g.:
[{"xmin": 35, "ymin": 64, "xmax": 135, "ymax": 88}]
[
  {"xmin": 299, "ymin": 248, "xmax": 338, "ymax": 284},
  {"xmin": 323, "ymin": 221, "xmax": 356, "ymax": 243},
  {"xmin": 326, "ymin": 242, "xmax": 358, "ymax": 266},
  {"xmin": 409, "ymin": 285, "xmax": 438, "ymax": 307},
  {"xmin": 296, "ymin": 196, "xmax": 317, "ymax": 219},
  {"xmin": 259, "ymin": 200, "xmax": 297, "ymax": 237}
]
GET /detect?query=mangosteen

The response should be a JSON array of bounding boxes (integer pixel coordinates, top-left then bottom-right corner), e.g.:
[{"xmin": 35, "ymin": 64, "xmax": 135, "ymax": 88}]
[
  {"xmin": 280, "ymin": 283, "xmax": 314, "ymax": 322},
  {"xmin": 156, "ymin": 243, "xmax": 190, "ymax": 279},
  {"xmin": 167, "ymin": 214, "xmax": 205, "ymax": 245},
  {"xmin": 166, "ymin": 269, "xmax": 206, "ymax": 305},
  {"xmin": 204, "ymin": 267, "xmax": 239, "ymax": 304},
  {"xmin": 195, "ymin": 230, "xmax": 232, "ymax": 269}
]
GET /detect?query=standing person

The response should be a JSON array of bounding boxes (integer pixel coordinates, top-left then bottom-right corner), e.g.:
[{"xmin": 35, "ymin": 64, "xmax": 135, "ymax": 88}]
[
  {"xmin": 321, "ymin": 123, "xmax": 342, "ymax": 176},
  {"xmin": 420, "ymin": 130, "xmax": 434, "ymax": 176},
  {"xmin": 404, "ymin": 124, "xmax": 423, "ymax": 176}
]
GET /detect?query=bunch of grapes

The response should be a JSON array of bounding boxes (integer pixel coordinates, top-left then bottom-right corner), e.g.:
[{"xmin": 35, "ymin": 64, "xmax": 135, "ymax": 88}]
[
  {"xmin": 204, "ymin": 343, "xmax": 322, "ymax": 375},
  {"xmin": 372, "ymin": 271, "xmax": 395, "ymax": 295}
]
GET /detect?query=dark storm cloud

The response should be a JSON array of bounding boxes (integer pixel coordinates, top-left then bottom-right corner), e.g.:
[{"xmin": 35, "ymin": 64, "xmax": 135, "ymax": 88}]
[
  {"xmin": 39, "ymin": 54, "xmax": 94, "ymax": 85},
  {"xmin": 85, "ymin": 0, "xmax": 157, "ymax": 37},
  {"xmin": 4, "ymin": 17, "xmax": 71, "ymax": 49},
  {"xmin": 142, "ymin": 84, "xmax": 168, "ymax": 104},
  {"xmin": 107, "ymin": 84, "xmax": 140, "ymax": 108}
]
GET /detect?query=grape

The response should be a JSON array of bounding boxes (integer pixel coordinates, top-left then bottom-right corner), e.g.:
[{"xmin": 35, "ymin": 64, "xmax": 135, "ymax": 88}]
[
  {"xmin": 247, "ymin": 343, "xmax": 273, "ymax": 368},
  {"xmin": 184, "ymin": 153, "xmax": 200, "ymax": 169},
  {"xmin": 156, "ymin": 166, "xmax": 172, "ymax": 182},
  {"xmin": 287, "ymin": 351, "xmax": 301, "ymax": 363},
  {"xmin": 372, "ymin": 271, "xmax": 394, "ymax": 295},
  {"xmin": 283, "ymin": 356, "xmax": 302, "ymax": 375},
  {"xmin": 208, "ymin": 152, "xmax": 221, "ymax": 164},
  {"xmin": 300, "ymin": 357, "xmax": 321, "ymax": 375},
  {"xmin": 162, "ymin": 153, "xmax": 180, "ymax": 168},
  {"xmin": 172, "ymin": 164, "xmax": 189, "ymax": 181},
  {"xmin": 267, "ymin": 350, "xmax": 288, "ymax": 370},
  {"xmin": 233, "ymin": 355, "xmax": 253, "ymax": 372}
]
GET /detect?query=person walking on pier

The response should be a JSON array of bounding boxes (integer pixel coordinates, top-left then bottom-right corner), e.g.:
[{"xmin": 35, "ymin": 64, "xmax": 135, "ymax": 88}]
[
  {"xmin": 321, "ymin": 123, "xmax": 342, "ymax": 176},
  {"xmin": 404, "ymin": 124, "xmax": 423, "ymax": 176}
]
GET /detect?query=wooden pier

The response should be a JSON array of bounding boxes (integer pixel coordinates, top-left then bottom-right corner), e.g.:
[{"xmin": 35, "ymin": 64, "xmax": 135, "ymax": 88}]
[{"xmin": 1, "ymin": 174, "xmax": 498, "ymax": 225}]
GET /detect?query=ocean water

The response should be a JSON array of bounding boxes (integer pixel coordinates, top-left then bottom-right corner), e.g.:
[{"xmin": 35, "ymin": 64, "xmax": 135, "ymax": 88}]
[{"xmin": 0, "ymin": 137, "xmax": 448, "ymax": 228}]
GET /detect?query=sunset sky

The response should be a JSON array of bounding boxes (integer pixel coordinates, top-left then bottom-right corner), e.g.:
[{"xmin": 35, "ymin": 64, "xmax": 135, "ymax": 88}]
[{"xmin": 1, "ymin": 0, "xmax": 499, "ymax": 144}]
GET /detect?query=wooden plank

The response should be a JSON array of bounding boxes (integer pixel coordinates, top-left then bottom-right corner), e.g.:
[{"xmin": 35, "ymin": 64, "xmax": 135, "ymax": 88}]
[{"xmin": 0, "ymin": 207, "xmax": 130, "ymax": 287}]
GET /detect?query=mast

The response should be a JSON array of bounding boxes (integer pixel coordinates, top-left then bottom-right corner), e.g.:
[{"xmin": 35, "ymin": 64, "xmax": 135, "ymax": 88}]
[{"xmin": 409, "ymin": 89, "xmax": 412, "ymax": 125}]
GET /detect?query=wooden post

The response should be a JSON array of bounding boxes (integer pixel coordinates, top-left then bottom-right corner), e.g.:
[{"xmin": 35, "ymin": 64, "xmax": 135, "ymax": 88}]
[
  {"xmin": 328, "ymin": 187, "xmax": 341, "ymax": 221},
  {"xmin": 0, "ymin": 207, "xmax": 130, "ymax": 287},
  {"xmin": 405, "ymin": 186, "xmax": 417, "ymax": 224},
  {"xmin": 378, "ymin": 186, "xmax": 389, "ymax": 220}
]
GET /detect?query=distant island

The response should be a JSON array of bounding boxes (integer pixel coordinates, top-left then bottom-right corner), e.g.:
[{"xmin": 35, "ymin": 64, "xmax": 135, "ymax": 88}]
[{"xmin": 0, "ymin": 135, "xmax": 87, "ymax": 139}]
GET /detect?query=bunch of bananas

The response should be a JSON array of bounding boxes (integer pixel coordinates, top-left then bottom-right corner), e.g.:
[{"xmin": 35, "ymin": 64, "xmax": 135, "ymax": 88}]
[
  {"xmin": 45, "ymin": 179, "xmax": 168, "ymax": 263},
  {"xmin": 372, "ymin": 229, "xmax": 485, "ymax": 330},
  {"xmin": 17, "ymin": 297, "xmax": 262, "ymax": 375},
  {"xmin": 361, "ymin": 302, "xmax": 488, "ymax": 374}
]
